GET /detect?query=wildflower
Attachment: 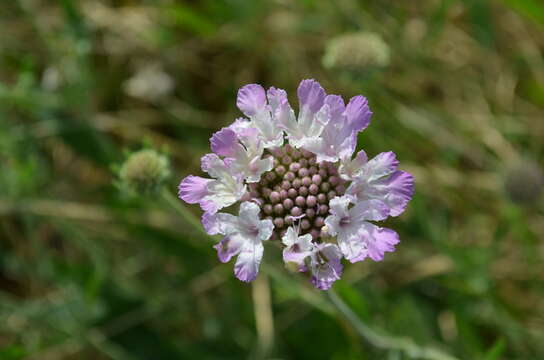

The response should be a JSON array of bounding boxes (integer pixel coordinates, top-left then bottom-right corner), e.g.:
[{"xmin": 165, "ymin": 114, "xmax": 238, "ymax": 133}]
[
  {"xmin": 324, "ymin": 196, "xmax": 398, "ymax": 262},
  {"xmin": 178, "ymin": 79, "xmax": 414, "ymax": 289},
  {"xmin": 323, "ymin": 32, "xmax": 391, "ymax": 70},
  {"xmin": 207, "ymin": 202, "xmax": 274, "ymax": 282},
  {"xmin": 342, "ymin": 151, "xmax": 414, "ymax": 216},
  {"xmin": 118, "ymin": 149, "xmax": 169, "ymax": 195},
  {"xmin": 179, "ymin": 153, "xmax": 246, "ymax": 214},
  {"xmin": 282, "ymin": 226, "xmax": 343, "ymax": 290}
]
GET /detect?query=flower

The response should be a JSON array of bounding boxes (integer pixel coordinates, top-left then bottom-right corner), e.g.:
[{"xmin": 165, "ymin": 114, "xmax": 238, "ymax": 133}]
[
  {"xmin": 322, "ymin": 32, "xmax": 391, "ymax": 70},
  {"xmin": 118, "ymin": 149, "xmax": 169, "ymax": 195},
  {"xmin": 178, "ymin": 79, "xmax": 414, "ymax": 290},
  {"xmin": 208, "ymin": 202, "xmax": 274, "ymax": 282},
  {"xmin": 178, "ymin": 153, "xmax": 246, "ymax": 214},
  {"xmin": 282, "ymin": 226, "xmax": 343, "ymax": 290},
  {"xmin": 324, "ymin": 196, "xmax": 399, "ymax": 262},
  {"xmin": 342, "ymin": 151, "xmax": 414, "ymax": 217}
]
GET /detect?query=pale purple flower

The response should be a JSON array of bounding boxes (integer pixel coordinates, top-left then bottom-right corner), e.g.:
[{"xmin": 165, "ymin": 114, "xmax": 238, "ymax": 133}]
[
  {"xmin": 303, "ymin": 95, "xmax": 372, "ymax": 163},
  {"xmin": 268, "ymin": 80, "xmax": 330, "ymax": 148},
  {"xmin": 282, "ymin": 226, "xmax": 344, "ymax": 289},
  {"xmin": 211, "ymin": 201, "xmax": 273, "ymax": 282},
  {"xmin": 178, "ymin": 153, "xmax": 246, "ymax": 214},
  {"xmin": 237, "ymin": 84, "xmax": 284, "ymax": 148},
  {"xmin": 324, "ymin": 196, "xmax": 399, "ymax": 262},
  {"xmin": 178, "ymin": 79, "xmax": 414, "ymax": 289},
  {"xmin": 210, "ymin": 126, "xmax": 273, "ymax": 182},
  {"xmin": 282, "ymin": 226, "xmax": 314, "ymax": 271},
  {"xmin": 343, "ymin": 151, "xmax": 415, "ymax": 216},
  {"xmin": 310, "ymin": 242, "xmax": 344, "ymax": 290}
]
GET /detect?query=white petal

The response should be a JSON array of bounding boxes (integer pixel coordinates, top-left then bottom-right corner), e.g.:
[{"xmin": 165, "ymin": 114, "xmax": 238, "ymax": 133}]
[
  {"xmin": 234, "ymin": 241, "xmax": 264, "ymax": 282},
  {"xmin": 361, "ymin": 151, "xmax": 398, "ymax": 181},
  {"xmin": 281, "ymin": 226, "xmax": 298, "ymax": 247},
  {"xmin": 339, "ymin": 150, "xmax": 368, "ymax": 180}
]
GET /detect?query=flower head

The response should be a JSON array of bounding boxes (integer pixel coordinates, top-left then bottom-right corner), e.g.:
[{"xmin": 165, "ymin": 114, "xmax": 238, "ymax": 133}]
[
  {"xmin": 118, "ymin": 149, "xmax": 170, "ymax": 195},
  {"xmin": 323, "ymin": 32, "xmax": 391, "ymax": 70},
  {"xmin": 178, "ymin": 79, "xmax": 414, "ymax": 290},
  {"xmin": 208, "ymin": 202, "xmax": 273, "ymax": 282}
]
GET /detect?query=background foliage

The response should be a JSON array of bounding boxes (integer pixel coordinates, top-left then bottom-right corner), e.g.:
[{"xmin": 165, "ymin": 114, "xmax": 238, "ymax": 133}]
[{"xmin": 1, "ymin": 0, "xmax": 543, "ymax": 359}]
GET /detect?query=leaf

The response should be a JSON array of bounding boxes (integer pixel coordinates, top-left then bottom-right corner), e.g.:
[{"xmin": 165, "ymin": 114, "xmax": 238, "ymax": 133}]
[
  {"xmin": 483, "ymin": 338, "xmax": 506, "ymax": 360},
  {"xmin": 500, "ymin": 0, "xmax": 544, "ymax": 27},
  {"xmin": 0, "ymin": 345, "xmax": 27, "ymax": 360}
]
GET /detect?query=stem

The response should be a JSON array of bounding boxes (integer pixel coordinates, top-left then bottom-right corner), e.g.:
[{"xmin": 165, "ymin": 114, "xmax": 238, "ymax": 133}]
[
  {"xmin": 327, "ymin": 289, "xmax": 459, "ymax": 360},
  {"xmin": 252, "ymin": 274, "xmax": 275, "ymax": 359},
  {"xmin": 161, "ymin": 187, "xmax": 207, "ymax": 236}
]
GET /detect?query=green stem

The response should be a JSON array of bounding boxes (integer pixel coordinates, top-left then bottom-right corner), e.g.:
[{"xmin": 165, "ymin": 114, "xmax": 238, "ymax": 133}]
[
  {"xmin": 160, "ymin": 187, "xmax": 208, "ymax": 236},
  {"xmin": 327, "ymin": 289, "xmax": 459, "ymax": 360}
]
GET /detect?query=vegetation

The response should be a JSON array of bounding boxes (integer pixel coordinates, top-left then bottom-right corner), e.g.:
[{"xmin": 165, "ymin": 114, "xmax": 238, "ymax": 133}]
[{"xmin": 1, "ymin": 0, "xmax": 543, "ymax": 359}]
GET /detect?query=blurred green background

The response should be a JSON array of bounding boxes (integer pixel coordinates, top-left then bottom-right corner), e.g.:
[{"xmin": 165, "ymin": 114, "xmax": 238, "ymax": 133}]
[{"xmin": 1, "ymin": 0, "xmax": 543, "ymax": 359}]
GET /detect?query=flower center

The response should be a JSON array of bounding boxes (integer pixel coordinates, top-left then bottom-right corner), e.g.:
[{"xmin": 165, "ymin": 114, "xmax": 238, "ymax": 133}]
[
  {"xmin": 242, "ymin": 144, "xmax": 347, "ymax": 240},
  {"xmin": 339, "ymin": 216, "xmax": 351, "ymax": 227}
]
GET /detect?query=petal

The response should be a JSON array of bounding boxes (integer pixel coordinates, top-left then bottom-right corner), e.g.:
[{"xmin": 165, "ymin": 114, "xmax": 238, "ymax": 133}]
[
  {"xmin": 311, "ymin": 243, "xmax": 343, "ymax": 290},
  {"xmin": 337, "ymin": 132, "xmax": 357, "ymax": 161},
  {"xmin": 283, "ymin": 247, "xmax": 311, "ymax": 271},
  {"xmin": 337, "ymin": 234, "xmax": 368, "ymax": 263},
  {"xmin": 200, "ymin": 153, "xmax": 225, "ymax": 178},
  {"xmin": 281, "ymin": 226, "xmax": 298, "ymax": 247},
  {"xmin": 382, "ymin": 171, "xmax": 415, "ymax": 216},
  {"xmin": 324, "ymin": 94, "xmax": 346, "ymax": 119},
  {"xmin": 206, "ymin": 178, "xmax": 245, "ymax": 213},
  {"xmin": 202, "ymin": 211, "xmax": 220, "ymax": 235},
  {"xmin": 229, "ymin": 119, "xmax": 262, "ymax": 149},
  {"xmin": 268, "ymin": 87, "xmax": 297, "ymax": 129},
  {"xmin": 300, "ymin": 137, "xmax": 333, "ymax": 163},
  {"xmin": 178, "ymin": 175, "xmax": 212, "ymax": 204},
  {"xmin": 328, "ymin": 195, "xmax": 352, "ymax": 217},
  {"xmin": 281, "ymin": 228, "xmax": 313, "ymax": 268},
  {"xmin": 297, "ymin": 79, "xmax": 326, "ymax": 114},
  {"xmin": 344, "ymin": 95, "xmax": 372, "ymax": 133},
  {"xmin": 228, "ymin": 117, "xmax": 252, "ymax": 133},
  {"xmin": 303, "ymin": 94, "xmax": 349, "ymax": 162},
  {"xmin": 244, "ymin": 156, "xmax": 274, "ymax": 183},
  {"xmin": 324, "ymin": 195, "xmax": 352, "ymax": 236},
  {"xmin": 210, "ymin": 128, "xmax": 238, "ymax": 157},
  {"xmin": 308, "ymin": 103, "xmax": 331, "ymax": 137},
  {"xmin": 258, "ymin": 218, "xmax": 274, "ymax": 242},
  {"xmin": 339, "ymin": 149, "xmax": 368, "ymax": 180},
  {"xmin": 234, "ymin": 241, "xmax": 264, "ymax": 282},
  {"xmin": 363, "ymin": 151, "xmax": 399, "ymax": 181},
  {"xmin": 214, "ymin": 234, "xmax": 244, "ymax": 263},
  {"xmin": 237, "ymin": 84, "xmax": 267, "ymax": 117},
  {"xmin": 235, "ymin": 202, "xmax": 273, "ymax": 241},
  {"xmin": 238, "ymin": 201, "xmax": 261, "ymax": 225},
  {"xmin": 365, "ymin": 224, "xmax": 400, "ymax": 261},
  {"xmin": 296, "ymin": 80, "xmax": 327, "ymax": 142},
  {"xmin": 350, "ymin": 199, "xmax": 390, "ymax": 222},
  {"xmin": 357, "ymin": 170, "xmax": 415, "ymax": 217},
  {"xmin": 214, "ymin": 212, "xmax": 239, "ymax": 235},
  {"xmin": 237, "ymin": 85, "xmax": 284, "ymax": 148},
  {"xmin": 267, "ymin": 87, "xmax": 288, "ymax": 113}
]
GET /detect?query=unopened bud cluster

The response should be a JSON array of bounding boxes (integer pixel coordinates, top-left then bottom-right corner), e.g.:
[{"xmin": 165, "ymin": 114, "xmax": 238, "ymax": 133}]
[
  {"xmin": 118, "ymin": 149, "xmax": 170, "ymax": 195},
  {"xmin": 242, "ymin": 144, "xmax": 347, "ymax": 240}
]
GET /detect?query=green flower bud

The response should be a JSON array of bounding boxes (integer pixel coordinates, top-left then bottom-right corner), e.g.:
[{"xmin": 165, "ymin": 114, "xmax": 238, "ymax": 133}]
[
  {"xmin": 118, "ymin": 149, "xmax": 170, "ymax": 195},
  {"xmin": 323, "ymin": 32, "xmax": 391, "ymax": 70}
]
